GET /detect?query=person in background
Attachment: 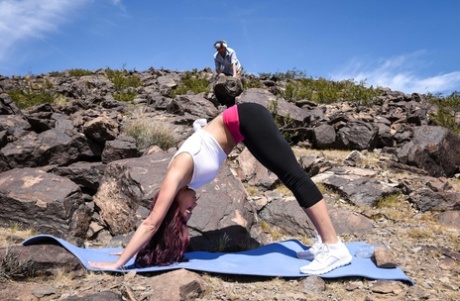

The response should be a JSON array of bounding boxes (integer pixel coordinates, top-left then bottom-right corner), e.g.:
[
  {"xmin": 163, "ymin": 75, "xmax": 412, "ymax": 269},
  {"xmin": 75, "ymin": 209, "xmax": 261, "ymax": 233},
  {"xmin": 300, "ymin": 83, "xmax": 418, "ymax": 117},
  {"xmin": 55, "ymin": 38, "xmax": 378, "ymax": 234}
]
[
  {"xmin": 214, "ymin": 40, "xmax": 243, "ymax": 78},
  {"xmin": 89, "ymin": 102, "xmax": 352, "ymax": 275}
]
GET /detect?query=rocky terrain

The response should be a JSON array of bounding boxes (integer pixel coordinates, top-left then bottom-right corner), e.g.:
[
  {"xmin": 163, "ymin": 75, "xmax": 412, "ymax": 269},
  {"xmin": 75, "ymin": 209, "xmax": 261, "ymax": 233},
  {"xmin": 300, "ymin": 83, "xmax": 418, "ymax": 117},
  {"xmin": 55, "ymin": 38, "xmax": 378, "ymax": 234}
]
[{"xmin": 0, "ymin": 68, "xmax": 459, "ymax": 300}]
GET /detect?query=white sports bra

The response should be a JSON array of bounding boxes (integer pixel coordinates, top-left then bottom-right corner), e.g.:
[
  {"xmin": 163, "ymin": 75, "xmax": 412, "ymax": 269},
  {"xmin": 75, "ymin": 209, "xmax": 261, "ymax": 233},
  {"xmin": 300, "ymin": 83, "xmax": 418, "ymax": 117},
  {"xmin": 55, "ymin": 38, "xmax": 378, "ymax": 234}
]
[{"xmin": 172, "ymin": 122, "xmax": 227, "ymax": 189}]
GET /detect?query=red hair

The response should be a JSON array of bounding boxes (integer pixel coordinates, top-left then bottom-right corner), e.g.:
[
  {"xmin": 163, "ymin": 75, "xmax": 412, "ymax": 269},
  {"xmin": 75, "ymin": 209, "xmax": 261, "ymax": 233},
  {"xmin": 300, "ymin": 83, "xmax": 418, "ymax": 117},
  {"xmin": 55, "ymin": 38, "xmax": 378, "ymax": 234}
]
[{"xmin": 134, "ymin": 190, "xmax": 190, "ymax": 267}]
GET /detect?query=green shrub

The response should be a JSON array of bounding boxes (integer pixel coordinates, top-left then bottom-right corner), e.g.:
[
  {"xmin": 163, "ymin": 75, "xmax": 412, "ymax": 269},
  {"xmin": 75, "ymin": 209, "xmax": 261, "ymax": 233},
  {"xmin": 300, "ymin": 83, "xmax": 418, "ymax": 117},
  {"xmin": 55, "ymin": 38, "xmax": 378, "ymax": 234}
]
[
  {"xmin": 49, "ymin": 71, "xmax": 65, "ymax": 77},
  {"xmin": 114, "ymin": 90, "xmax": 138, "ymax": 102},
  {"xmin": 123, "ymin": 119, "xmax": 178, "ymax": 150},
  {"xmin": 170, "ymin": 71, "xmax": 210, "ymax": 98},
  {"xmin": 284, "ymin": 77, "xmax": 381, "ymax": 105},
  {"xmin": 259, "ymin": 68, "xmax": 306, "ymax": 81},
  {"xmin": 7, "ymin": 79, "xmax": 56, "ymax": 109},
  {"xmin": 68, "ymin": 68, "xmax": 94, "ymax": 77},
  {"xmin": 258, "ymin": 72, "xmax": 272, "ymax": 79},
  {"xmin": 273, "ymin": 68, "xmax": 306, "ymax": 80},
  {"xmin": 428, "ymin": 91, "xmax": 460, "ymax": 133},
  {"xmin": 106, "ymin": 67, "xmax": 142, "ymax": 102},
  {"xmin": 242, "ymin": 77, "xmax": 263, "ymax": 89}
]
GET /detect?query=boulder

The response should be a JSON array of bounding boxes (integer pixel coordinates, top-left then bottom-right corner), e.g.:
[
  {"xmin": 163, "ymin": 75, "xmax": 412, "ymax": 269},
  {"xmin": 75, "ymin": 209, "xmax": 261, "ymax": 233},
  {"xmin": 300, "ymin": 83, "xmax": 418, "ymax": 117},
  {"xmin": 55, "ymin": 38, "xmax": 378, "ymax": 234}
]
[
  {"xmin": 397, "ymin": 126, "xmax": 460, "ymax": 177},
  {"xmin": 213, "ymin": 75, "xmax": 243, "ymax": 106},
  {"xmin": 321, "ymin": 173, "xmax": 398, "ymax": 207},
  {"xmin": 0, "ymin": 168, "xmax": 90, "ymax": 238}
]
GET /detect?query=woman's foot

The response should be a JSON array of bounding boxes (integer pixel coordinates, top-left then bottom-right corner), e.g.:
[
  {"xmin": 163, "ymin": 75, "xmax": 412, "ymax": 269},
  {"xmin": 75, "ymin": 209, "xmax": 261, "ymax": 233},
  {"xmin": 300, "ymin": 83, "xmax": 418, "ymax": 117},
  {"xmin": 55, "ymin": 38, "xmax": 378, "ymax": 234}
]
[
  {"xmin": 299, "ymin": 239, "xmax": 352, "ymax": 275},
  {"xmin": 296, "ymin": 234, "xmax": 322, "ymax": 260}
]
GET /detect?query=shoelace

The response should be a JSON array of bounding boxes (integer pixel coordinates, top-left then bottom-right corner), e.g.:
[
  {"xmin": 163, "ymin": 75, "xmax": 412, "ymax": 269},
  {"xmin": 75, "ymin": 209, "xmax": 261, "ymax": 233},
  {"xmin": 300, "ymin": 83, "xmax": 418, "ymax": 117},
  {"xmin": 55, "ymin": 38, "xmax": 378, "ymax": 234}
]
[
  {"xmin": 313, "ymin": 244, "xmax": 330, "ymax": 261},
  {"xmin": 310, "ymin": 240, "xmax": 322, "ymax": 252}
]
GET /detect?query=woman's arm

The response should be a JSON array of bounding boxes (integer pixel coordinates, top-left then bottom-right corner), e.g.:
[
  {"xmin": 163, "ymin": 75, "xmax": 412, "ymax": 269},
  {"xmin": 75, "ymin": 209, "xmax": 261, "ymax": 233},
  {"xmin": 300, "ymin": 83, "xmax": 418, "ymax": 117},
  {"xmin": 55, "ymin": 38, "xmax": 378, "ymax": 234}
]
[{"xmin": 89, "ymin": 153, "xmax": 194, "ymax": 269}]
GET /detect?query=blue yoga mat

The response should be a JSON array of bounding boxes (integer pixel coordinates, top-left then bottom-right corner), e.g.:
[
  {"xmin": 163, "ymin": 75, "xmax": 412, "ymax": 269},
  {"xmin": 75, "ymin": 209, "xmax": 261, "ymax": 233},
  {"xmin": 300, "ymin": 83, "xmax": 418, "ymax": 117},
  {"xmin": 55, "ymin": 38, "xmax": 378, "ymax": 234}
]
[{"xmin": 23, "ymin": 235, "xmax": 413, "ymax": 284}]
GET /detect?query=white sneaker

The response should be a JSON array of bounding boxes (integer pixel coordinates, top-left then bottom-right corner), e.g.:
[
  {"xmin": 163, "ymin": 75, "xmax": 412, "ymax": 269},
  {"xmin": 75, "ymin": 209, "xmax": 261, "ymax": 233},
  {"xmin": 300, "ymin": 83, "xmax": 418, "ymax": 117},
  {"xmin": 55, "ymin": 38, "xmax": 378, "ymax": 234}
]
[
  {"xmin": 297, "ymin": 234, "xmax": 322, "ymax": 260},
  {"xmin": 299, "ymin": 240, "xmax": 352, "ymax": 275}
]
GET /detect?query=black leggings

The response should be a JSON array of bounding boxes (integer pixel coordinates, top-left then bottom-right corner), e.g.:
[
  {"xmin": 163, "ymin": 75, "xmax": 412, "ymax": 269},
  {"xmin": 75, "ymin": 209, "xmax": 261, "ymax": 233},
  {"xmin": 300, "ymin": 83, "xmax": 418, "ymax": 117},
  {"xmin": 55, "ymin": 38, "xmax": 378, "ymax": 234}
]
[{"xmin": 238, "ymin": 102, "xmax": 323, "ymax": 208}]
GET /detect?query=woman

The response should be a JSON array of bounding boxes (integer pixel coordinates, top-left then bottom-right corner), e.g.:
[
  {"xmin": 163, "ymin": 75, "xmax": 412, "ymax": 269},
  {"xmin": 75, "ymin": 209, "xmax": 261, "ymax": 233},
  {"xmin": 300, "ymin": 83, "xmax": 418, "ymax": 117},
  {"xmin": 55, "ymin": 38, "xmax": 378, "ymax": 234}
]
[{"xmin": 89, "ymin": 102, "xmax": 352, "ymax": 275}]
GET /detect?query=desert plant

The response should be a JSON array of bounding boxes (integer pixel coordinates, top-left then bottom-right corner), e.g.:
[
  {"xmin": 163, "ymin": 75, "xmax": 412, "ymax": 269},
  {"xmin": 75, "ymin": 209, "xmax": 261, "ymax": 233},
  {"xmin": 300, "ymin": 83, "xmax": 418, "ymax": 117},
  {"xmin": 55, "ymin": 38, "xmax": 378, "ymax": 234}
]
[
  {"xmin": 170, "ymin": 71, "xmax": 210, "ymax": 98},
  {"xmin": 0, "ymin": 224, "xmax": 37, "ymax": 248},
  {"xmin": 49, "ymin": 71, "xmax": 65, "ymax": 77},
  {"xmin": 375, "ymin": 193, "xmax": 413, "ymax": 220},
  {"xmin": 114, "ymin": 89, "xmax": 138, "ymax": 102},
  {"xmin": 258, "ymin": 72, "xmax": 272, "ymax": 79},
  {"xmin": 242, "ymin": 77, "xmax": 263, "ymax": 89},
  {"xmin": 123, "ymin": 119, "xmax": 178, "ymax": 151},
  {"xmin": 407, "ymin": 227, "xmax": 433, "ymax": 240},
  {"xmin": 428, "ymin": 91, "xmax": 460, "ymax": 133},
  {"xmin": 259, "ymin": 220, "xmax": 282, "ymax": 241},
  {"xmin": 244, "ymin": 185, "xmax": 259, "ymax": 196},
  {"xmin": 7, "ymin": 79, "xmax": 56, "ymax": 109},
  {"xmin": 106, "ymin": 67, "xmax": 142, "ymax": 102},
  {"xmin": 273, "ymin": 184, "xmax": 293, "ymax": 197},
  {"xmin": 273, "ymin": 68, "xmax": 306, "ymax": 80},
  {"xmin": 217, "ymin": 232, "xmax": 231, "ymax": 252},
  {"xmin": 376, "ymin": 193, "xmax": 402, "ymax": 209},
  {"xmin": 0, "ymin": 248, "xmax": 35, "ymax": 282},
  {"xmin": 68, "ymin": 68, "xmax": 94, "ymax": 77},
  {"xmin": 284, "ymin": 76, "xmax": 381, "ymax": 105}
]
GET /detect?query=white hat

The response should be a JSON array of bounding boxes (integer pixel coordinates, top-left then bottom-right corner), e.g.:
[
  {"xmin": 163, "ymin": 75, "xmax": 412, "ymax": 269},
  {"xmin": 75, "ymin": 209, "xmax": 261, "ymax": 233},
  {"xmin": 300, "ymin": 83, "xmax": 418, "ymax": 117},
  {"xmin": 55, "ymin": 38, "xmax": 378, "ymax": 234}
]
[{"xmin": 214, "ymin": 40, "xmax": 227, "ymax": 49}]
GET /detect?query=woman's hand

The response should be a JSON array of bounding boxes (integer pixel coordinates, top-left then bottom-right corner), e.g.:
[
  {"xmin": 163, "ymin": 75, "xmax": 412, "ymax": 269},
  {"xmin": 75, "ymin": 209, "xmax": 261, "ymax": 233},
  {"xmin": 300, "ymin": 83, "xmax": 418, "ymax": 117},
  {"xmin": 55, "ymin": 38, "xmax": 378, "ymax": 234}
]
[
  {"xmin": 87, "ymin": 250, "xmax": 124, "ymax": 270},
  {"xmin": 88, "ymin": 260, "xmax": 123, "ymax": 270}
]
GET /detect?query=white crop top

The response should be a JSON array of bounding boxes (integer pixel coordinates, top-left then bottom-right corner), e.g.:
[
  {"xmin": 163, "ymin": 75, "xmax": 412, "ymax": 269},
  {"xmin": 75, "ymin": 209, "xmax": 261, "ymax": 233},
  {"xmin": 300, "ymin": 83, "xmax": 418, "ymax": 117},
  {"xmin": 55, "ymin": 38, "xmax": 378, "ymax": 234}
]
[{"xmin": 172, "ymin": 126, "xmax": 227, "ymax": 189}]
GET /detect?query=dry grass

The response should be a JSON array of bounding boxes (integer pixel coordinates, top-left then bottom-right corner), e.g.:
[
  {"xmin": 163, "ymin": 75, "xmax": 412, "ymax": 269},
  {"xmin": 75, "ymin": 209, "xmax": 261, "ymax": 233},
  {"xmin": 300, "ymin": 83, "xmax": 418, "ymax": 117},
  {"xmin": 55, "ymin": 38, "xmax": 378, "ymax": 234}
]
[
  {"xmin": 216, "ymin": 232, "xmax": 231, "ymax": 252},
  {"xmin": 406, "ymin": 227, "xmax": 434, "ymax": 240},
  {"xmin": 393, "ymin": 215, "xmax": 459, "ymax": 251},
  {"xmin": 375, "ymin": 193, "xmax": 413, "ymax": 220},
  {"xmin": 122, "ymin": 108, "xmax": 179, "ymax": 151},
  {"xmin": 292, "ymin": 146, "xmax": 350, "ymax": 163},
  {"xmin": 259, "ymin": 220, "xmax": 283, "ymax": 241},
  {"xmin": 50, "ymin": 268, "xmax": 76, "ymax": 288},
  {"xmin": 448, "ymin": 177, "xmax": 460, "ymax": 191},
  {"xmin": 244, "ymin": 185, "xmax": 259, "ymax": 196},
  {"xmin": 273, "ymin": 183, "xmax": 293, "ymax": 196},
  {"xmin": 0, "ymin": 225, "xmax": 36, "ymax": 248},
  {"xmin": 0, "ymin": 225, "xmax": 37, "ymax": 282},
  {"xmin": 292, "ymin": 146, "xmax": 392, "ymax": 171}
]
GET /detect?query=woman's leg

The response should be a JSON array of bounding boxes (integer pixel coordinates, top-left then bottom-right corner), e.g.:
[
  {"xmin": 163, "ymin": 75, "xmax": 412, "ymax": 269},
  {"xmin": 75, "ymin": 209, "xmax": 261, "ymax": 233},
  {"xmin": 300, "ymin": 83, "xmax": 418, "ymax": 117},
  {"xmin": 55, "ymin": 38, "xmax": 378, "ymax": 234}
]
[
  {"xmin": 238, "ymin": 103, "xmax": 322, "ymax": 208},
  {"xmin": 303, "ymin": 200, "xmax": 338, "ymax": 243},
  {"xmin": 238, "ymin": 103, "xmax": 337, "ymax": 241},
  {"xmin": 237, "ymin": 103, "xmax": 351, "ymax": 274}
]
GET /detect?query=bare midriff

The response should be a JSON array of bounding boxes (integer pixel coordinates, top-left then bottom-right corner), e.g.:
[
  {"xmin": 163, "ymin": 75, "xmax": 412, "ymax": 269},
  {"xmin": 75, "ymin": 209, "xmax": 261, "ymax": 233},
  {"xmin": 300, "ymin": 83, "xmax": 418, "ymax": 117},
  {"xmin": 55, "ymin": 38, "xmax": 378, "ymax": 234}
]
[{"xmin": 202, "ymin": 115, "xmax": 237, "ymax": 155}]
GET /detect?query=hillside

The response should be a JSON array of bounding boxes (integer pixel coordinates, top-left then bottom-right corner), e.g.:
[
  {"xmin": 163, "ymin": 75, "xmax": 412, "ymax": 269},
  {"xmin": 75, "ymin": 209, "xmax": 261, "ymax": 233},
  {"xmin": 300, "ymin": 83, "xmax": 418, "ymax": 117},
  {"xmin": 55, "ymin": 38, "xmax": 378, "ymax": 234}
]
[{"xmin": 0, "ymin": 68, "xmax": 459, "ymax": 301}]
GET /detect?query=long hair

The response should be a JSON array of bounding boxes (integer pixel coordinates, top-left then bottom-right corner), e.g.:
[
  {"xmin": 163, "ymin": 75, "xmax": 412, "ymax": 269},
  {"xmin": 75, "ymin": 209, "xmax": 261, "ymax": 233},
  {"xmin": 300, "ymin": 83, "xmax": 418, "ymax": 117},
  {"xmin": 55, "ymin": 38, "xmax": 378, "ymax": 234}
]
[{"xmin": 134, "ymin": 190, "xmax": 190, "ymax": 267}]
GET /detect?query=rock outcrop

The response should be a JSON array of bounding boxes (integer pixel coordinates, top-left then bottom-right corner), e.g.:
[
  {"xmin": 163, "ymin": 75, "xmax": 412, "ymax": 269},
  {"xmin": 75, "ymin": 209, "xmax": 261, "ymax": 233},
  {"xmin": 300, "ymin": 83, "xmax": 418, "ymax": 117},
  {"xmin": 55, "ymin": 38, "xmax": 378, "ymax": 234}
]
[{"xmin": 0, "ymin": 68, "xmax": 458, "ymax": 300}]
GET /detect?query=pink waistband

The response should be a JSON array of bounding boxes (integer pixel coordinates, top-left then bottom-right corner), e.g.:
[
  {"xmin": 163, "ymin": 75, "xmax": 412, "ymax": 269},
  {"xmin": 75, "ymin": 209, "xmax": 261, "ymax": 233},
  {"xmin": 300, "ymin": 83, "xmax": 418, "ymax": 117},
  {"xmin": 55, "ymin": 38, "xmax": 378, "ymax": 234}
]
[{"xmin": 222, "ymin": 105, "xmax": 244, "ymax": 144}]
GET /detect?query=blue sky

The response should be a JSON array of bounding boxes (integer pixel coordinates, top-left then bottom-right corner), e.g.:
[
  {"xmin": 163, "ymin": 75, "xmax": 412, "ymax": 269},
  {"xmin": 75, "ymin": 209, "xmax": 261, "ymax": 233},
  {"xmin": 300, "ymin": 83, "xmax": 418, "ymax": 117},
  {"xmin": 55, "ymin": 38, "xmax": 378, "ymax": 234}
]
[{"xmin": 1, "ymin": 0, "xmax": 459, "ymax": 95}]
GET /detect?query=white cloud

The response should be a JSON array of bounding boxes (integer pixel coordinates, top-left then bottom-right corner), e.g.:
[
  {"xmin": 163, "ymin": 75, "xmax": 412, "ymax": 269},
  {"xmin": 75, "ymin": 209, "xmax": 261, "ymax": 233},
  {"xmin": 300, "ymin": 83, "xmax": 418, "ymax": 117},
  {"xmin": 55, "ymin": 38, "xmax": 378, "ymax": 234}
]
[
  {"xmin": 110, "ymin": 0, "xmax": 124, "ymax": 8},
  {"xmin": 0, "ymin": 0, "xmax": 88, "ymax": 61},
  {"xmin": 331, "ymin": 52, "xmax": 460, "ymax": 95},
  {"xmin": 107, "ymin": 0, "xmax": 127, "ymax": 12}
]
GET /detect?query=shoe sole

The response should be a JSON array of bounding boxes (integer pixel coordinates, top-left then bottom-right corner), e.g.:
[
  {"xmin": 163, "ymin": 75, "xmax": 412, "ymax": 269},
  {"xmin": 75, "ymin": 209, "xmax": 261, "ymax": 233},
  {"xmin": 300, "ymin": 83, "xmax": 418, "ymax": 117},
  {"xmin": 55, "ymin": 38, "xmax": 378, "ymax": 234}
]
[{"xmin": 299, "ymin": 254, "xmax": 353, "ymax": 275}]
